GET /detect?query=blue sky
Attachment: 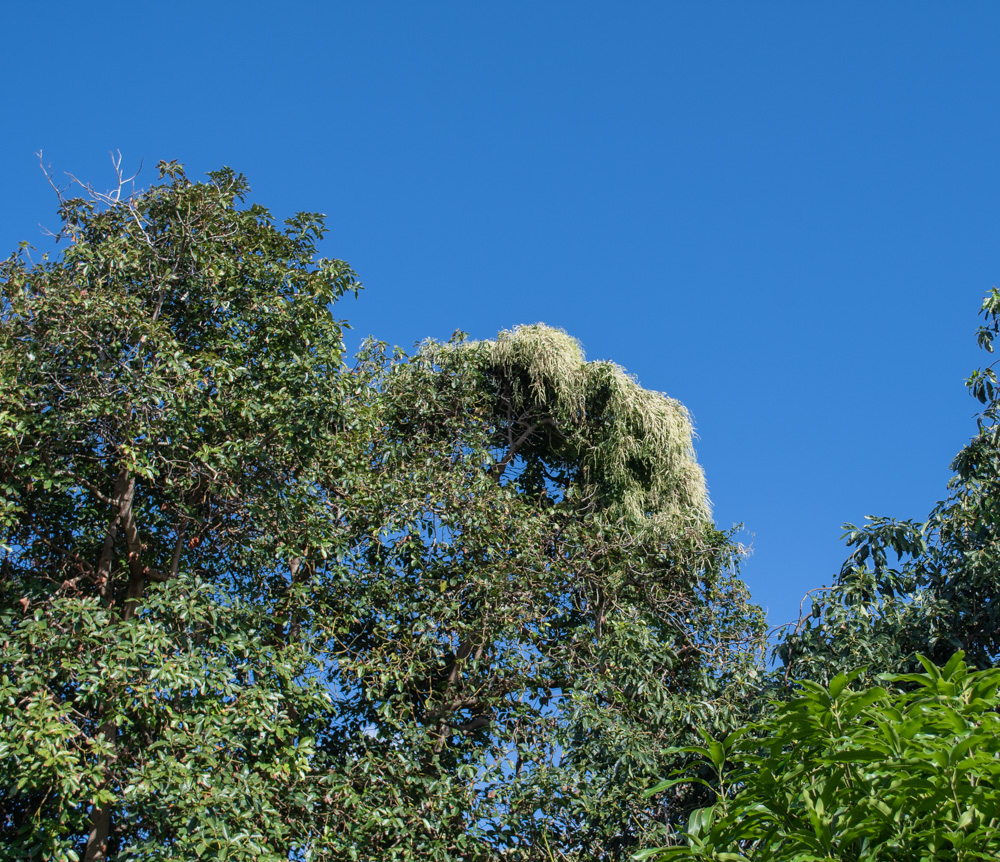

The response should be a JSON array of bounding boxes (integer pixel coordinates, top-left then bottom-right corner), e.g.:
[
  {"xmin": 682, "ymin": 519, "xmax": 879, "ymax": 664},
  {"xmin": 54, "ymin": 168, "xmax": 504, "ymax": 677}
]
[{"xmin": 3, "ymin": 3, "xmax": 998, "ymax": 633}]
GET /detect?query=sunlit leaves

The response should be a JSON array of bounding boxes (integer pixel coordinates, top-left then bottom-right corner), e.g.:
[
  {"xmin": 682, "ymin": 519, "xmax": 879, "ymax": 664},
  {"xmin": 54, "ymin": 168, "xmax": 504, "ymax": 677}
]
[
  {"xmin": 0, "ymin": 164, "xmax": 361, "ymax": 859},
  {"xmin": 328, "ymin": 334, "xmax": 766, "ymax": 859},
  {"xmin": 779, "ymin": 291, "xmax": 1000, "ymax": 684},
  {"xmin": 642, "ymin": 654, "xmax": 1000, "ymax": 862},
  {"xmin": 0, "ymin": 161, "xmax": 765, "ymax": 861}
]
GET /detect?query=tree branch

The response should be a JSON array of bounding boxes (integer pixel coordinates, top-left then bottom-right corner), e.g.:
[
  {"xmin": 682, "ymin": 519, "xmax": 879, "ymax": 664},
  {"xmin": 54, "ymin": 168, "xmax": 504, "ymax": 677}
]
[
  {"xmin": 120, "ymin": 489, "xmax": 146, "ymax": 622},
  {"xmin": 94, "ymin": 469, "xmax": 134, "ymax": 606},
  {"xmin": 490, "ymin": 418, "xmax": 556, "ymax": 481}
]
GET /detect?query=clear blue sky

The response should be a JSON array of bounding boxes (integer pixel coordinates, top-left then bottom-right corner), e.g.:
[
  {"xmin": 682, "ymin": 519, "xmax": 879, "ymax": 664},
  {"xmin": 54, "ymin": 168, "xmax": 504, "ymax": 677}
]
[{"xmin": 3, "ymin": 3, "xmax": 998, "ymax": 634}]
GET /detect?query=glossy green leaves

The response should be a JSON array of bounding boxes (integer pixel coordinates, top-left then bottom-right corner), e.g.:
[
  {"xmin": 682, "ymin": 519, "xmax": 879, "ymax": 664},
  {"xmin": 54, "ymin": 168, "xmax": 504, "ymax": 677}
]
[{"xmin": 642, "ymin": 653, "xmax": 1000, "ymax": 862}]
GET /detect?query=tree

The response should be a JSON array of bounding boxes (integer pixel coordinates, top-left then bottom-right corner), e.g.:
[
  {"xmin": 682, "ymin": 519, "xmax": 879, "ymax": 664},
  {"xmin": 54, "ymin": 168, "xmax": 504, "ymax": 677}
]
[
  {"xmin": 0, "ymin": 161, "xmax": 362, "ymax": 861},
  {"xmin": 640, "ymin": 652, "xmax": 1000, "ymax": 861},
  {"xmin": 0, "ymin": 162, "xmax": 764, "ymax": 860},
  {"xmin": 326, "ymin": 327, "xmax": 765, "ymax": 859},
  {"xmin": 778, "ymin": 289, "xmax": 1000, "ymax": 684}
]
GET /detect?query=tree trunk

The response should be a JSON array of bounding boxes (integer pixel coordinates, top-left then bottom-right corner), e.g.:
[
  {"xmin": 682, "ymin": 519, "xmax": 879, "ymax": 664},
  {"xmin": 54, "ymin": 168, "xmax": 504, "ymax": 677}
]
[
  {"xmin": 86, "ymin": 468, "xmax": 135, "ymax": 858},
  {"xmin": 83, "ymin": 719, "xmax": 117, "ymax": 862}
]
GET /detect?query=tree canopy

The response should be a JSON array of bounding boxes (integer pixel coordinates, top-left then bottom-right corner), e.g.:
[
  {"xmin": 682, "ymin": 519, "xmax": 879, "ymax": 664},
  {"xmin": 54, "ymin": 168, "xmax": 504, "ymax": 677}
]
[
  {"xmin": 332, "ymin": 326, "xmax": 764, "ymax": 858},
  {"xmin": 0, "ymin": 161, "xmax": 364, "ymax": 862},
  {"xmin": 0, "ymin": 164, "xmax": 765, "ymax": 861},
  {"xmin": 778, "ymin": 288, "xmax": 1000, "ymax": 684}
]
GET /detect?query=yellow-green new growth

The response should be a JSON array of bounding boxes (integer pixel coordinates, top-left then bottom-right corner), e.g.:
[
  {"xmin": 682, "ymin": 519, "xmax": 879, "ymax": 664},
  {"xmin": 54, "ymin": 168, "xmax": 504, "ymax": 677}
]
[{"xmin": 474, "ymin": 323, "xmax": 709, "ymax": 526}]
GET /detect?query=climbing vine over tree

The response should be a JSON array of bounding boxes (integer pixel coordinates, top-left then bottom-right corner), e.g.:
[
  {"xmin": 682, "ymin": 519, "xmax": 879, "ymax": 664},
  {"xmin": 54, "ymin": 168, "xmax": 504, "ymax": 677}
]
[{"xmin": 331, "ymin": 325, "xmax": 764, "ymax": 857}]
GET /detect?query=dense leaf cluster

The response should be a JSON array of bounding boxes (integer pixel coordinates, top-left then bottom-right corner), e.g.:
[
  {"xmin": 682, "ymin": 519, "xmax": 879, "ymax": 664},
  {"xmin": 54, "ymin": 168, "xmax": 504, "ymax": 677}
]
[
  {"xmin": 641, "ymin": 653, "xmax": 1000, "ymax": 861},
  {"xmin": 335, "ymin": 333, "xmax": 765, "ymax": 858}
]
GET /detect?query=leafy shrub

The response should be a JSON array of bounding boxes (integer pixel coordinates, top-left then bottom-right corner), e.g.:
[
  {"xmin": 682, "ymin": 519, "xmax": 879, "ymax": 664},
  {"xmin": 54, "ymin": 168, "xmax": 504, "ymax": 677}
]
[{"xmin": 641, "ymin": 652, "xmax": 1000, "ymax": 862}]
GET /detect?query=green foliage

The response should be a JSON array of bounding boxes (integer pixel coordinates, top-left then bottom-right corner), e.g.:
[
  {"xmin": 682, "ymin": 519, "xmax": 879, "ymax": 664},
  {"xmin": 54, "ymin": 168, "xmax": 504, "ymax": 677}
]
[
  {"xmin": 325, "ymin": 333, "xmax": 765, "ymax": 859},
  {"xmin": 0, "ymin": 163, "xmax": 765, "ymax": 860},
  {"xmin": 1, "ymin": 582, "xmax": 336, "ymax": 861},
  {"xmin": 465, "ymin": 323, "xmax": 709, "ymax": 524},
  {"xmin": 0, "ymin": 163, "xmax": 362, "ymax": 860},
  {"xmin": 641, "ymin": 652, "xmax": 1000, "ymax": 862},
  {"xmin": 779, "ymin": 289, "xmax": 1000, "ymax": 683},
  {"xmin": 0, "ymin": 160, "xmax": 360, "ymax": 605}
]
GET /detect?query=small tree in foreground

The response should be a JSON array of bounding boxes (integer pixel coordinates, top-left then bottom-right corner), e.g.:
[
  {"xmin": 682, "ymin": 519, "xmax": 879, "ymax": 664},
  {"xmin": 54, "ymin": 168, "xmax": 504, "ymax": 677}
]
[{"xmin": 640, "ymin": 651, "xmax": 1000, "ymax": 862}]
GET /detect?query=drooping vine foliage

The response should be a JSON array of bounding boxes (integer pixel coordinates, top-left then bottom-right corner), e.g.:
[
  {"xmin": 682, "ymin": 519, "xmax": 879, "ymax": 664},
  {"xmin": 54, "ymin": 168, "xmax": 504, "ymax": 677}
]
[
  {"xmin": 326, "ymin": 326, "xmax": 764, "ymax": 859},
  {"xmin": 467, "ymin": 323, "xmax": 710, "ymax": 524}
]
